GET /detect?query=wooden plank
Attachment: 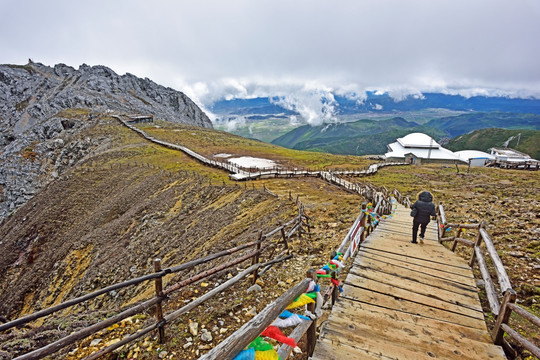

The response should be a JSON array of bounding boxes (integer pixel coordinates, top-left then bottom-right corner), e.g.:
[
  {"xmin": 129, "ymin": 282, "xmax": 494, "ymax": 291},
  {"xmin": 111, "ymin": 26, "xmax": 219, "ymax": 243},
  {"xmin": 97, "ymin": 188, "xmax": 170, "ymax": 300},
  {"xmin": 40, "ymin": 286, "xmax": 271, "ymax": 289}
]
[
  {"xmin": 352, "ymin": 252, "xmax": 478, "ymax": 293},
  {"xmin": 340, "ymin": 286, "xmax": 486, "ymax": 329},
  {"xmin": 345, "ymin": 270, "xmax": 482, "ymax": 312},
  {"xmin": 276, "ymin": 319, "xmax": 312, "ymax": 359},
  {"xmin": 355, "ymin": 248, "xmax": 476, "ymax": 282},
  {"xmin": 361, "ymin": 238, "xmax": 472, "ymax": 267},
  {"xmin": 365, "ymin": 230, "xmax": 452, "ymax": 248},
  {"xmin": 342, "ymin": 276, "xmax": 483, "ymax": 320},
  {"xmin": 332, "ymin": 298, "xmax": 492, "ymax": 343},
  {"xmin": 358, "ymin": 240, "xmax": 473, "ymax": 270},
  {"xmin": 319, "ymin": 317, "xmax": 506, "ymax": 360},
  {"xmin": 311, "ymin": 337, "xmax": 389, "ymax": 360}
]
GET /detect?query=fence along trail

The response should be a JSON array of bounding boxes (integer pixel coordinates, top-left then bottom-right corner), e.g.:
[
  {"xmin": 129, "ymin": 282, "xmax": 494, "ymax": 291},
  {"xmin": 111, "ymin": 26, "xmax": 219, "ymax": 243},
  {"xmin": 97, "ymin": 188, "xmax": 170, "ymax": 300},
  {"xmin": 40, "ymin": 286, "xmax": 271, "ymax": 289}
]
[
  {"xmin": 310, "ymin": 202, "xmax": 506, "ymax": 360},
  {"xmin": 114, "ymin": 115, "xmax": 407, "ymax": 181},
  {"xmin": 116, "ymin": 115, "xmax": 539, "ymax": 358},
  {"xmin": 8, "ymin": 115, "xmax": 533, "ymax": 359}
]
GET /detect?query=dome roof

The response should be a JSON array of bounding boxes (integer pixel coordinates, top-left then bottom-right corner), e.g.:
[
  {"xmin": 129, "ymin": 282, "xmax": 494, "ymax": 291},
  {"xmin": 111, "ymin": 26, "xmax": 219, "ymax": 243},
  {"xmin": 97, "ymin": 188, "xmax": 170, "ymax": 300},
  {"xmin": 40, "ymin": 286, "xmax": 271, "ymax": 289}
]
[
  {"xmin": 397, "ymin": 133, "xmax": 440, "ymax": 148},
  {"xmin": 455, "ymin": 150, "xmax": 495, "ymax": 160}
]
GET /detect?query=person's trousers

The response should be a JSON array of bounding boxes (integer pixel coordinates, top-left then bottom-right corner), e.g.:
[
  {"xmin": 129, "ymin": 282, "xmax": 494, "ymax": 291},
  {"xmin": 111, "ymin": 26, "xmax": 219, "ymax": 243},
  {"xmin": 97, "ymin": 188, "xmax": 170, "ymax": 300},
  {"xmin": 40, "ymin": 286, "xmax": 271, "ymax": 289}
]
[{"xmin": 412, "ymin": 220, "xmax": 428, "ymax": 242}]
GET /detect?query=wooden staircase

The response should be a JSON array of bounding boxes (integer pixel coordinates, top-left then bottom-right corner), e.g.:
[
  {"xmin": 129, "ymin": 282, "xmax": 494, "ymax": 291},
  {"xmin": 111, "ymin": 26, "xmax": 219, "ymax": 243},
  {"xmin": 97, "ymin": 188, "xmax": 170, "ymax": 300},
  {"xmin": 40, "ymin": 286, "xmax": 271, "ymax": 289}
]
[{"xmin": 311, "ymin": 203, "xmax": 507, "ymax": 360}]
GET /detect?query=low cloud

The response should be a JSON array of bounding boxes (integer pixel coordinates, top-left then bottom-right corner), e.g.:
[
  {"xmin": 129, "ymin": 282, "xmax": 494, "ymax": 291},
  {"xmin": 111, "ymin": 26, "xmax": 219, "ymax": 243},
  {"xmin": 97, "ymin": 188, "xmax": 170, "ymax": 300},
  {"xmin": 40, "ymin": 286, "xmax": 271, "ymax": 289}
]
[
  {"xmin": 222, "ymin": 116, "xmax": 246, "ymax": 131},
  {"xmin": 176, "ymin": 74, "xmax": 540, "ymax": 127},
  {"xmin": 271, "ymin": 89, "xmax": 337, "ymax": 126}
]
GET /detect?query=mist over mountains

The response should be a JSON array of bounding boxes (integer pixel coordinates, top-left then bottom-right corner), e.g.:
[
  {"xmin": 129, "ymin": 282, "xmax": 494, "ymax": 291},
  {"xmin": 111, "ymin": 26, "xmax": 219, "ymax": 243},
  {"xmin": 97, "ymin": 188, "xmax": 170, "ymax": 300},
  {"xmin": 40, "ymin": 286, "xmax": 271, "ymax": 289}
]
[{"xmin": 210, "ymin": 91, "xmax": 540, "ymax": 121}]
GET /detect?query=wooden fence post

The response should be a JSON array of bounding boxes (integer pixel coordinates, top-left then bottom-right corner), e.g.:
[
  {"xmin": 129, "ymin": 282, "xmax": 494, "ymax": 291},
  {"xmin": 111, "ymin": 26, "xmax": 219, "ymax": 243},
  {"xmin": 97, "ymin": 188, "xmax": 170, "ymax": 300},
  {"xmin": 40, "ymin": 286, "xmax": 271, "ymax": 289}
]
[
  {"xmin": 306, "ymin": 269, "xmax": 317, "ymax": 356},
  {"xmin": 252, "ymin": 231, "xmax": 263, "ymax": 284},
  {"xmin": 451, "ymin": 228, "xmax": 462, "ymax": 252},
  {"xmin": 153, "ymin": 259, "xmax": 166, "ymax": 344},
  {"xmin": 492, "ymin": 289, "xmax": 517, "ymax": 345},
  {"xmin": 279, "ymin": 221, "xmax": 289, "ymax": 254},
  {"xmin": 366, "ymin": 211, "xmax": 372, "ymax": 235},
  {"xmin": 331, "ymin": 272, "xmax": 339, "ymax": 306},
  {"xmin": 469, "ymin": 222, "xmax": 485, "ymax": 267},
  {"xmin": 360, "ymin": 203, "xmax": 367, "ymax": 243},
  {"xmin": 304, "ymin": 216, "xmax": 312, "ymax": 240}
]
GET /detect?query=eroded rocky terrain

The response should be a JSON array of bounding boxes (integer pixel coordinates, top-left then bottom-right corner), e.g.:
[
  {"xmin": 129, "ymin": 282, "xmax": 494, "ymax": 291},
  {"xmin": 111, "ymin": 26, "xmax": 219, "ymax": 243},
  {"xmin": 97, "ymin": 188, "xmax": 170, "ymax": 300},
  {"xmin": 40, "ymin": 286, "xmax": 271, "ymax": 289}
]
[{"xmin": 0, "ymin": 61, "xmax": 212, "ymax": 220}]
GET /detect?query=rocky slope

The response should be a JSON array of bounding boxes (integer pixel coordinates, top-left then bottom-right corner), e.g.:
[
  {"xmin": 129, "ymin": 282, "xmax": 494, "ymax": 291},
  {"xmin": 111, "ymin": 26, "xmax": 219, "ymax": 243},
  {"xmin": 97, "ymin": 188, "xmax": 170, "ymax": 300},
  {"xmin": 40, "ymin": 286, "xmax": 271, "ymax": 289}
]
[
  {"xmin": 0, "ymin": 118, "xmax": 359, "ymax": 360},
  {"xmin": 0, "ymin": 61, "xmax": 212, "ymax": 220}
]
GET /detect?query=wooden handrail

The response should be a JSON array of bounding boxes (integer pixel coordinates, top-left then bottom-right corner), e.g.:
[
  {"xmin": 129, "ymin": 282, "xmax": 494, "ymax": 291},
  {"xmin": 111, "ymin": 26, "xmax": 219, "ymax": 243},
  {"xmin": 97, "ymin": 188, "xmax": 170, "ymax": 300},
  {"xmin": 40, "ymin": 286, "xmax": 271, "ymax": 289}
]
[
  {"xmin": 14, "ymin": 296, "xmax": 162, "ymax": 360},
  {"xmin": 438, "ymin": 203, "xmax": 447, "ymax": 225},
  {"xmin": 2, "ymin": 212, "xmax": 304, "ymax": 333},
  {"xmin": 474, "ymin": 247, "xmax": 500, "ymax": 316},
  {"xmin": 163, "ymin": 247, "xmax": 266, "ymax": 295},
  {"xmin": 199, "ymin": 278, "xmax": 312, "ymax": 360},
  {"xmin": 81, "ymin": 255, "xmax": 293, "ymax": 360},
  {"xmin": 507, "ymin": 303, "xmax": 540, "ymax": 327},
  {"xmin": 479, "ymin": 228, "xmax": 512, "ymax": 293},
  {"xmin": 437, "ymin": 202, "xmax": 540, "ymax": 357},
  {"xmin": 0, "ymin": 240, "xmax": 260, "ymax": 332},
  {"xmin": 445, "ymin": 223, "xmax": 482, "ymax": 230},
  {"xmin": 5, "ymin": 209, "xmax": 305, "ymax": 360},
  {"xmin": 500, "ymin": 324, "xmax": 540, "ymax": 358}
]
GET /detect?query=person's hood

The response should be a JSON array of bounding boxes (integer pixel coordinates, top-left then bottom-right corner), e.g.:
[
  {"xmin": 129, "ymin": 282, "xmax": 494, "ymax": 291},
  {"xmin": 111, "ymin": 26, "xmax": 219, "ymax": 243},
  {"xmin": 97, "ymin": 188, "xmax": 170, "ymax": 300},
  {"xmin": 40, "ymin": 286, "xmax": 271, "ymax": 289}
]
[{"xmin": 419, "ymin": 191, "xmax": 433, "ymax": 202}]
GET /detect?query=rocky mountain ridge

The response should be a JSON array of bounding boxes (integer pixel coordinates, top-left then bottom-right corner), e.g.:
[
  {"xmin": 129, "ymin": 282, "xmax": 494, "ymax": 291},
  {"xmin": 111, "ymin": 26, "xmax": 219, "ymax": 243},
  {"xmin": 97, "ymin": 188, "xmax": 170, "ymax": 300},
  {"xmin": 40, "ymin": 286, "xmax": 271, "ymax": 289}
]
[{"xmin": 0, "ymin": 61, "xmax": 212, "ymax": 220}]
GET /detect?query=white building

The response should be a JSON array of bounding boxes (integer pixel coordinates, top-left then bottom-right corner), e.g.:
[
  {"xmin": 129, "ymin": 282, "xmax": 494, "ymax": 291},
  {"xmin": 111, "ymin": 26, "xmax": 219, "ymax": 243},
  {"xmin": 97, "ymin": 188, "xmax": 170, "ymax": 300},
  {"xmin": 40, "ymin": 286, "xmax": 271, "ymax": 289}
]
[
  {"xmin": 488, "ymin": 147, "xmax": 540, "ymax": 169},
  {"xmin": 455, "ymin": 150, "xmax": 495, "ymax": 167},
  {"xmin": 384, "ymin": 133, "xmax": 465, "ymax": 164},
  {"xmin": 489, "ymin": 147, "xmax": 533, "ymax": 162}
]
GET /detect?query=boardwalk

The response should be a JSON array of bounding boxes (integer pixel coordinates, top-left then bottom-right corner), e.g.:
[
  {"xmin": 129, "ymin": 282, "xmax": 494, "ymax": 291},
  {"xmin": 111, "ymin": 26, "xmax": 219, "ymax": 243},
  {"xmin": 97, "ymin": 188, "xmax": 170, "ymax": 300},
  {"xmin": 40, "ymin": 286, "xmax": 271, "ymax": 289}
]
[
  {"xmin": 311, "ymin": 203, "xmax": 506, "ymax": 360},
  {"xmin": 113, "ymin": 115, "xmax": 407, "ymax": 182}
]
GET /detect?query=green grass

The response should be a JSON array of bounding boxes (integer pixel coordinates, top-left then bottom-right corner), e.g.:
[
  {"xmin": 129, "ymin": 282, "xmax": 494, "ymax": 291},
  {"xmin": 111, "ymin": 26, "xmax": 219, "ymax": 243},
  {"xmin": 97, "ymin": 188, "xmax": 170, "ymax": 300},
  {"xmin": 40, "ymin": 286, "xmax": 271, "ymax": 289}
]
[
  {"xmin": 140, "ymin": 120, "xmax": 372, "ymax": 170},
  {"xmin": 214, "ymin": 117, "xmax": 300, "ymax": 143}
]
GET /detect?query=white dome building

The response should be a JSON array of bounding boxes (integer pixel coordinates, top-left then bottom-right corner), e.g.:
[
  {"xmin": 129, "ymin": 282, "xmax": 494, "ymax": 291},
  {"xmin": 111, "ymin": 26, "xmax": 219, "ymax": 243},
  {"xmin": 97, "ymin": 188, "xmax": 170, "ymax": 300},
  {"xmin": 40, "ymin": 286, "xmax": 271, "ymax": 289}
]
[
  {"xmin": 385, "ymin": 132, "xmax": 465, "ymax": 164},
  {"xmin": 455, "ymin": 150, "xmax": 495, "ymax": 167}
]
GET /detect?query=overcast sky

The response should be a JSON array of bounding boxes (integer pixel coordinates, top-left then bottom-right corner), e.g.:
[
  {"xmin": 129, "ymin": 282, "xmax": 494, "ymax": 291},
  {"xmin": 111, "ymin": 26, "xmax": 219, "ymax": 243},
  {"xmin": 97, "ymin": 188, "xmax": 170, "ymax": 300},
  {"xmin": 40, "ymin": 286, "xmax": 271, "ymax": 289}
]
[{"xmin": 2, "ymin": 0, "xmax": 540, "ymax": 122}]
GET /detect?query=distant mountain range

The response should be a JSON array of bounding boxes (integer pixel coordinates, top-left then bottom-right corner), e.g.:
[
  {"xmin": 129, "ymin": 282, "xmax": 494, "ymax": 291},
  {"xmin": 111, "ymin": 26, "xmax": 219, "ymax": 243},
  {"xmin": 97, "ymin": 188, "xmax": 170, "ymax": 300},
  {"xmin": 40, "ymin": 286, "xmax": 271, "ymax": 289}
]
[
  {"xmin": 210, "ymin": 92, "xmax": 540, "ymax": 116},
  {"xmin": 271, "ymin": 112, "xmax": 540, "ymax": 156},
  {"xmin": 424, "ymin": 112, "xmax": 540, "ymax": 137}
]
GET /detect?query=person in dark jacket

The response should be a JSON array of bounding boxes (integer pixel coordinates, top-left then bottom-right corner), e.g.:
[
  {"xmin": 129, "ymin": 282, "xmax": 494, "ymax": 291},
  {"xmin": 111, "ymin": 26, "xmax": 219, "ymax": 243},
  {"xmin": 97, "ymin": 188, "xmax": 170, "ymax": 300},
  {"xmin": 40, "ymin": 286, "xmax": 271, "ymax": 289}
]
[{"xmin": 410, "ymin": 191, "xmax": 436, "ymax": 244}]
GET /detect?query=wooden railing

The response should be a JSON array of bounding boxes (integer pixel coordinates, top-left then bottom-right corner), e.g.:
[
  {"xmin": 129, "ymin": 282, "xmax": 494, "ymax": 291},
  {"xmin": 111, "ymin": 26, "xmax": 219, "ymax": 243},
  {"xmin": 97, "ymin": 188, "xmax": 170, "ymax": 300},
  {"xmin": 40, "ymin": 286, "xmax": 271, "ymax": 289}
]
[
  {"xmin": 437, "ymin": 202, "xmax": 540, "ymax": 358},
  {"xmin": 1, "ymin": 208, "xmax": 308, "ymax": 360},
  {"xmin": 393, "ymin": 188, "xmax": 412, "ymax": 208},
  {"xmin": 204, "ymin": 189, "xmax": 397, "ymax": 359},
  {"xmin": 114, "ymin": 114, "xmax": 408, "ymax": 182}
]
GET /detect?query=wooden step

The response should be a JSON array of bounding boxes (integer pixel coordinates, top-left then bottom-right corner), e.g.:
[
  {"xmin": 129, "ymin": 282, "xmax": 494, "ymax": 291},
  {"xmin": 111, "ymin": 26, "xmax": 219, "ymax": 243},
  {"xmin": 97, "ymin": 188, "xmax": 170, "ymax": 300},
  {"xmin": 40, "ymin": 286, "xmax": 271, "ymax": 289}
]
[
  {"xmin": 354, "ymin": 249, "xmax": 476, "ymax": 286},
  {"xmin": 311, "ymin": 203, "xmax": 505, "ymax": 360}
]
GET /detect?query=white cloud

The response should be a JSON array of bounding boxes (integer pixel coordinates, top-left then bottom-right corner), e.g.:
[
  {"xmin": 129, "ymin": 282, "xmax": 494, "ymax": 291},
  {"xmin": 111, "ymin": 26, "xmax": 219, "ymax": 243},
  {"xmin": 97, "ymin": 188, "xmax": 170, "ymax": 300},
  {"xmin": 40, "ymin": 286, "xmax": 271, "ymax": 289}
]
[
  {"xmin": 1, "ymin": 0, "xmax": 540, "ymax": 114},
  {"xmin": 271, "ymin": 88, "xmax": 337, "ymax": 126},
  {"xmin": 223, "ymin": 116, "xmax": 247, "ymax": 131}
]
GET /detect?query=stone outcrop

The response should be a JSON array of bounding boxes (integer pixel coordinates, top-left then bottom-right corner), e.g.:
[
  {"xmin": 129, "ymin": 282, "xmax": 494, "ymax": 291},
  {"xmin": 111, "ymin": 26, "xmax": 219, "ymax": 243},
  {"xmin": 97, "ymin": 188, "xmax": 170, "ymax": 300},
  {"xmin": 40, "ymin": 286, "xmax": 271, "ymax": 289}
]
[
  {"xmin": 0, "ymin": 61, "xmax": 213, "ymax": 220},
  {"xmin": 0, "ymin": 61, "xmax": 212, "ymax": 137}
]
